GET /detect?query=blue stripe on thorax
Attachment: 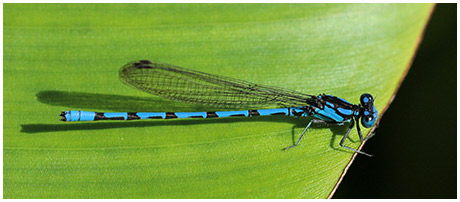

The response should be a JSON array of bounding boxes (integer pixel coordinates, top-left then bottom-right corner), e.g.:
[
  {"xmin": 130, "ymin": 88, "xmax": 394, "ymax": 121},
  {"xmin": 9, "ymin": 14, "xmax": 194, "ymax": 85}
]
[
  {"xmin": 337, "ymin": 108, "xmax": 353, "ymax": 116},
  {"xmin": 314, "ymin": 107, "xmax": 345, "ymax": 122}
]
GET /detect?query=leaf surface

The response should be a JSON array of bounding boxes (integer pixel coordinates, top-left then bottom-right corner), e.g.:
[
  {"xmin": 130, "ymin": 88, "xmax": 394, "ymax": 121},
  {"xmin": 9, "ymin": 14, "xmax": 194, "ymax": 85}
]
[{"xmin": 4, "ymin": 4, "xmax": 433, "ymax": 198}]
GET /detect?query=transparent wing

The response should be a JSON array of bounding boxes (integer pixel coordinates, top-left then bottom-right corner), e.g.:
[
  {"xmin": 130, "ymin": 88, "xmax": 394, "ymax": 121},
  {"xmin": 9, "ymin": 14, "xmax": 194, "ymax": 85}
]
[{"xmin": 119, "ymin": 60, "xmax": 312, "ymax": 109}]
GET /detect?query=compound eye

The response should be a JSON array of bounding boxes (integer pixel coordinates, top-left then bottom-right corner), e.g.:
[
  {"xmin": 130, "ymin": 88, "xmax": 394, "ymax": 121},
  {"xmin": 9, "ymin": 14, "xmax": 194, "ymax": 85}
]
[
  {"xmin": 361, "ymin": 114, "xmax": 375, "ymax": 128},
  {"xmin": 361, "ymin": 106, "xmax": 378, "ymax": 128},
  {"xmin": 360, "ymin": 93, "xmax": 374, "ymax": 107}
]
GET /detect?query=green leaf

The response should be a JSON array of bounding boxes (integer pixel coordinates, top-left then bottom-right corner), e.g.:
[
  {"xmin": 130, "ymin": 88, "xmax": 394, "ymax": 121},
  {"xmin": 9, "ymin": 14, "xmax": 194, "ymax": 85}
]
[{"xmin": 4, "ymin": 4, "xmax": 433, "ymax": 198}]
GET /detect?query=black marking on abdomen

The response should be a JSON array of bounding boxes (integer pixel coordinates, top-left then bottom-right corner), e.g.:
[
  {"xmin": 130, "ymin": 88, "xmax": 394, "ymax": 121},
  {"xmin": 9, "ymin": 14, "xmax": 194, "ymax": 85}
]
[
  {"xmin": 165, "ymin": 112, "xmax": 178, "ymax": 119},
  {"xmin": 249, "ymin": 110, "xmax": 260, "ymax": 116},
  {"xmin": 270, "ymin": 112, "xmax": 286, "ymax": 116},
  {"xmin": 148, "ymin": 116, "xmax": 163, "ymax": 119},
  {"xmin": 230, "ymin": 114, "xmax": 246, "ymax": 117},
  {"xmin": 189, "ymin": 116, "xmax": 204, "ymax": 118},
  {"xmin": 94, "ymin": 112, "xmax": 125, "ymax": 121},
  {"xmin": 206, "ymin": 112, "xmax": 219, "ymax": 118},
  {"xmin": 127, "ymin": 112, "xmax": 140, "ymax": 120}
]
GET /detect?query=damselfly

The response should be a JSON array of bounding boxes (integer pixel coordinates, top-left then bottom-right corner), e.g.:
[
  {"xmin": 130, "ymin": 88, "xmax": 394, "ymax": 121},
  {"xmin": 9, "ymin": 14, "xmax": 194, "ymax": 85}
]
[{"xmin": 60, "ymin": 60, "xmax": 378, "ymax": 156}]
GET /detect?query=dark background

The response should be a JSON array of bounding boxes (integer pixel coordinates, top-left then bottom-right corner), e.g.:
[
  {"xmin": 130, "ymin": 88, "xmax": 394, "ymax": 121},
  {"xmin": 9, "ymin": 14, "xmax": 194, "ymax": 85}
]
[{"xmin": 333, "ymin": 4, "xmax": 457, "ymax": 199}]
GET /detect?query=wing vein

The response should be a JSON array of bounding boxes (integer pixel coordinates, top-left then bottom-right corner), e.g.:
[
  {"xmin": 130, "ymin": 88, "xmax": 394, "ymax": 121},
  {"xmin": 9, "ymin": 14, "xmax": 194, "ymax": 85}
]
[{"xmin": 119, "ymin": 60, "xmax": 312, "ymax": 109}]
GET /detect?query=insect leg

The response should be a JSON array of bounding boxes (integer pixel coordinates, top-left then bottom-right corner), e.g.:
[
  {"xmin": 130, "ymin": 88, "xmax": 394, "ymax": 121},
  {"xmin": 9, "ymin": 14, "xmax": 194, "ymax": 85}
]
[
  {"xmin": 284, "ymin": 119, "xmax": 334, "ymax": 150},
  {"xmin": 340, "ymin": 119, "xmax": 373, "ymax": 157},
  {"xmin": 356, "ymin": 116, "xmax": 377, "ymax": 142},
  {"xmin": 355, "ymin": 117, "xmax": 364, "ymax": 141},
  {"xmin": 363, "ymin": 132, "xmax": 376, "ymax": 141},
  {"xmin": 283, "ymin": 120, "xmax": 314, "ymax": 150}
]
